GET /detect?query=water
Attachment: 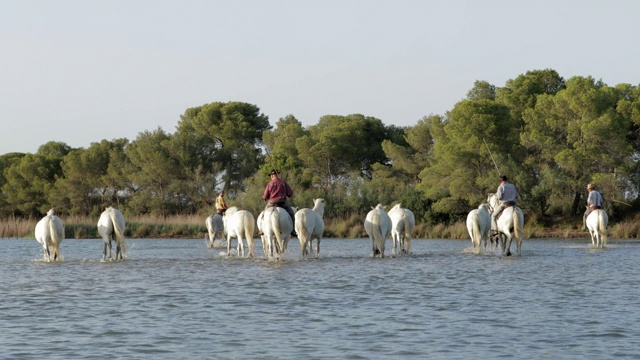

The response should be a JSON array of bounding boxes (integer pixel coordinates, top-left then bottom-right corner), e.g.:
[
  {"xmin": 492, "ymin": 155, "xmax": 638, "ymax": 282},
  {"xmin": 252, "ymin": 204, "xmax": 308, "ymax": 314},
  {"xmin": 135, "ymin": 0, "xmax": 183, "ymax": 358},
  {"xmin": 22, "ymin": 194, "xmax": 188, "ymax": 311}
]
[{"xmin": 1, "ymin": 237, "xmax": 639, "ymax": 359}]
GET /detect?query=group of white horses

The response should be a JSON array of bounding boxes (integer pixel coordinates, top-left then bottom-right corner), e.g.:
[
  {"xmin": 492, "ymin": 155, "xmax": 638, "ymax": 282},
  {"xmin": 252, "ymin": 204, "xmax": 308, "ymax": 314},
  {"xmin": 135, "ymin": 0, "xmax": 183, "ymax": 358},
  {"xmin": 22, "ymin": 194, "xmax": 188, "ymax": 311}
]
[
  {"xmin": 34, "ymin": 206, "xmax": 127, "ymax": 262},
  {"xmin": 34, "ymin": 193, "xmax": 610, "ymax": 262},
  {"xmin": 206, "ymin": 198, "xmax": 326, "ymax": 260},
  {"xmin": 465, "ymin": 193, "xmax": 609, "ymax": 256},
  {"xmin": 364, "ymin": 203, "xmax": 416, "ymax": 258}
]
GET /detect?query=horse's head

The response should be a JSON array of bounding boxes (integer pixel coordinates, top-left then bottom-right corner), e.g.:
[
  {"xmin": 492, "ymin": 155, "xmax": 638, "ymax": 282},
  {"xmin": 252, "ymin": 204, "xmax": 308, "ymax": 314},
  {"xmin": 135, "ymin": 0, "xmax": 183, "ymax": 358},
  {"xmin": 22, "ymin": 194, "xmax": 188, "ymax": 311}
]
[{"xmin": 47, "ymin": 208, "xmax": 55, "ymax": 216}]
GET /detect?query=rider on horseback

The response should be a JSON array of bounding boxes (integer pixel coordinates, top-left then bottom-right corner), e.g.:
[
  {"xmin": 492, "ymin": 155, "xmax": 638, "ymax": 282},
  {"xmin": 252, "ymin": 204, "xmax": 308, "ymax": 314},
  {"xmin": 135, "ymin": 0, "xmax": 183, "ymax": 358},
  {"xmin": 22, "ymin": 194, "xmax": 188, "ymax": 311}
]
[
  {"xmin": 263, "ymin": 169, "xmax": 297, "ymax": 237},
  {"xmin": 582, "ymin": 183, "xmax": 603, "ymax": 231},
  {"xmin": 491, "ymin": 175, "xmax": 518, "ymax": 233},
  {"xmin": 215, "ymin": 191, "xmax": 228, "ymax": 215}
]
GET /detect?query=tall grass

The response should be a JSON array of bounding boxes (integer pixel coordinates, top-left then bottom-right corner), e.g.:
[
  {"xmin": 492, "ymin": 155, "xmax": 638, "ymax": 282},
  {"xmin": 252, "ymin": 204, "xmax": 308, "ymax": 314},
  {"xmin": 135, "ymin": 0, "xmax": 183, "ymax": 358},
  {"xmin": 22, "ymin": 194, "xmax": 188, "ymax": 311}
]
[
  {"xmin": 3, "ymin": 212, "xmax": 639, "ymax": 239},
  {"xmin": 0, "ymin": 214, "xmax": 208, "ymax": 239}
]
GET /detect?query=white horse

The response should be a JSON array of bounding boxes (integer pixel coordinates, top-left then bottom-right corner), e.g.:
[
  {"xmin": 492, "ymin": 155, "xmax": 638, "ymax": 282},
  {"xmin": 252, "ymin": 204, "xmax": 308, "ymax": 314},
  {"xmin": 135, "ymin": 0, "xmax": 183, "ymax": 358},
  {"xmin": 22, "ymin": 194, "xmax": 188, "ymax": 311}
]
[
  {"xmin": 205, "ymin": 213, "xmax": 225, "ymax": 248},
  {"xmin": 466, "ymin": 203, "xmax": 492, "ymax": 251},
  {"xmin": 261, "ymin": 206, "xmax": 293, "ymax": 259},
  {"xmin": 488, "ymin": 194, "xmax": 524, "ymax": 256},
  {"xmin": 256, "ymin": 210, "xmax": 268, "ymax": 257},
  {"xmin": 388, "ymin": 203, "xmax": 415, "ymax": 255},
  {"xmin": 35, "ymin": 209, "xmax": 65, "ymax": 261},
  {"xmin": 587, "ymin": 209, "xmax": 608, "ymax": 248},
  {"xmin": 223, "ymin": 207, "xmax": 256, "ymax": 257},
  {"xmin": 364, "ymin": 204, "xmax": 392, "ymax": 258},
  {"xmin": 295, "ymin": 198, "xmax": 326, "ymax": 258},
  {"xmin": 97, "ymin": 206, "xmax": 127, "ymax": 261}
]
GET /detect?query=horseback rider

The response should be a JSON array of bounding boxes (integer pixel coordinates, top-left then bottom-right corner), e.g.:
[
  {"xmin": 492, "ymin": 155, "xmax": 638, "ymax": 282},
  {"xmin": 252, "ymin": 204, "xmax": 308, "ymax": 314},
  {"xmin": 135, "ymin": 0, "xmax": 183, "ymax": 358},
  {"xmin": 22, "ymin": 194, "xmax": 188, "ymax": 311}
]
[
  {"xmin": 582, "ymin": 183, "xmax": 603, "ymax": 231},
  {"xmin": 491, "ymin": 175, "xmax": 518, "ymax": 231},
  {"xmin": 215, "ymin": 191, "xmax": 228, "ymax": 215},
  {"xmin": 263, "ymin": 169, "xmax": 297, "ymax": 237}
]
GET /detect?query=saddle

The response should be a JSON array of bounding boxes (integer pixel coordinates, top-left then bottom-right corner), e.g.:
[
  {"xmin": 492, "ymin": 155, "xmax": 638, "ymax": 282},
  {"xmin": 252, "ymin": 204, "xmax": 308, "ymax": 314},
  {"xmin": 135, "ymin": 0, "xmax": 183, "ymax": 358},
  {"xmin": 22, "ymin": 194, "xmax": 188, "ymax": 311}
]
[{"xmin": 495, "ymin": 201, "xmax": 516, "ymax": 221}]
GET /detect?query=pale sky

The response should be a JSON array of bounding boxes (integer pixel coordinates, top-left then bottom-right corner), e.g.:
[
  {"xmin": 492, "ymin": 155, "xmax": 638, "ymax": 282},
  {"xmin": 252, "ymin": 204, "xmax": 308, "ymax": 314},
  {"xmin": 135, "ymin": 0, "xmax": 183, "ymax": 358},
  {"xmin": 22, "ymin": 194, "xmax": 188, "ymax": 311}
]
[{"xmin": 1, "ymin": 0, "xmax": 639, "ymax": 155}]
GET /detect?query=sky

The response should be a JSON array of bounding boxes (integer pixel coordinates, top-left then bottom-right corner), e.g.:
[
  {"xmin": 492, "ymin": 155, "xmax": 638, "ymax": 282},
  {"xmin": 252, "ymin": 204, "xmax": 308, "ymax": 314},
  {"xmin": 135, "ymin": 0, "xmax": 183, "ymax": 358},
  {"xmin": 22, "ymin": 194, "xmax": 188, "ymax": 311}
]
[{"xmin": 1, "ymin": 0, "xmax": 640, "ymax": 155}]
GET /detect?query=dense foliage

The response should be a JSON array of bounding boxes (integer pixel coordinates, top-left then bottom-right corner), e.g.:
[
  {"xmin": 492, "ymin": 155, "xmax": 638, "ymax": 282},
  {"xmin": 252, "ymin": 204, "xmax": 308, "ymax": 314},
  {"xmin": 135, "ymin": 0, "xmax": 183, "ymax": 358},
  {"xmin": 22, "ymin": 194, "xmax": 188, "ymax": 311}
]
[{"xmin": 2, "ymin": 70, "xmax": 640, "ymax": 227}]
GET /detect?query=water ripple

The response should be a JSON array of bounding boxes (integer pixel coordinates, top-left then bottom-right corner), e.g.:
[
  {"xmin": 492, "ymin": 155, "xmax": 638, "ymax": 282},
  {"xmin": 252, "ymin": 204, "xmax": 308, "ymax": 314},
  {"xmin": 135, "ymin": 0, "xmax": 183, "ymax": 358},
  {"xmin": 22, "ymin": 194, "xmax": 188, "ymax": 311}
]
[{"xmin": 1, "ymin": 238, "xmax": 640, "ymax": 358}]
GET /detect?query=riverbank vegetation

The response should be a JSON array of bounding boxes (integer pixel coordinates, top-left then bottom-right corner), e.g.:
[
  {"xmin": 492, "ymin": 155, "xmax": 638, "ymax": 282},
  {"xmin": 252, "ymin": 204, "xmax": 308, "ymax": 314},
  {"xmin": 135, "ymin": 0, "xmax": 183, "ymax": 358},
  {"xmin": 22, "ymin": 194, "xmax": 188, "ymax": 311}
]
[
  {"xmin": 3, "ymin": 212, "xmax": 640, "ymax": 241},
  {"xmin": 2, "ymin": 69, "xmax": 640, "ymax": 238}
]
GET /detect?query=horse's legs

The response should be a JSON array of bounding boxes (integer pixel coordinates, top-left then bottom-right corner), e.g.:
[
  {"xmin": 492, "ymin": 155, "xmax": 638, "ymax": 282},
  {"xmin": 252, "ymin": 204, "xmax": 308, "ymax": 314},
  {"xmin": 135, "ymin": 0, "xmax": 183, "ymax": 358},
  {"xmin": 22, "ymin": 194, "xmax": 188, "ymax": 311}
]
[
  {"xmin": 43, "ymin": 245, "xmax": 51, "ymax": 262},
  {"xmin": 115, "ymin": 242, "xmax": 122, "ymax": 261},
  {"xmin": 226, "ymin": 235, "xmax": 232, "ymax": 256},
  {"xmin": 237, "ymin": 236, "xmax": 245, "ymax": 257},
  {"xmin": 503, "ymin": 234, "xmax": 513, "ymax": 256},
  {"xmin": 315, "ymin": 238, "xmax": 320, "ymax": 258},
  {"xmin": 392, "ymin": 235, "xmax": 398, "ymax": 255}
]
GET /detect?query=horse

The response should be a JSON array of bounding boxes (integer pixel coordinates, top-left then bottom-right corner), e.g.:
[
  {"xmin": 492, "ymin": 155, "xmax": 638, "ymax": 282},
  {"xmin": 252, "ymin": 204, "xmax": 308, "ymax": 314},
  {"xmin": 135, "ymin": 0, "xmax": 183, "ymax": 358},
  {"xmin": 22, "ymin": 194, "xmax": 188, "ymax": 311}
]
[
  {"xmin": 388, "ymin": 203, "xmax": 415, "ymax": 255},
  {"xmin": 364, "ymin": 204, "xmax": 392, "ymax": 258},
  {"xmin": 223, "ymin": 207, "xmax": 256, "ymax": 257},
  {"xmin": 205, "ymin": 213, "xmax": 225, "ymax": 248},
  {"xmin": 97, "ymin": 206, "xmax": 127, "ymax": 261},
  {"xmin": 466, "ymin": 203, "xmax": 492, "ymax": 251},
  {"xmin": 34, "ymin": 209, "xmax": 65, "ymax": 261},
  {"xmin": 586, "ymin": 209, "xmax": 608, "ymax": 248},
  {"xmin": 261, "ymin": 206, "xmax": 293, "ymax": 259},
  {"xmin": 295, "ymin": 198, "xmax": 325, "ymax": 258},
  {"xmin": 488, "ymin": 194, "xmax": 524, "ymax": 256},
  {"xmin": 256, "ymin": 210, "xmax": 269, "ymax": 257}
]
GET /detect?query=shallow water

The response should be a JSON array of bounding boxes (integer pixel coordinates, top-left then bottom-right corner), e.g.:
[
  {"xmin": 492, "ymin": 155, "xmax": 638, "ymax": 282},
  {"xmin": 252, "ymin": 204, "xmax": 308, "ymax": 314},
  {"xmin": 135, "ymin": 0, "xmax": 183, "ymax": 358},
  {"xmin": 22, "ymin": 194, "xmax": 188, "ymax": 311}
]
[{"xmin": 1, "ymin": 237, "xmax": 639, "ymax": 359}]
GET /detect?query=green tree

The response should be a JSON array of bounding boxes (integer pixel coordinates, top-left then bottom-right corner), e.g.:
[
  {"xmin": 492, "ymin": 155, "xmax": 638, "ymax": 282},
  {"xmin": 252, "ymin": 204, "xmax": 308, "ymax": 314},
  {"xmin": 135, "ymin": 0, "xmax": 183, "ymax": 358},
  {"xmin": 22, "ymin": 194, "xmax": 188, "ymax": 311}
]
[
  {"xmin": 467, "ymin": 80, "xmax": 497, "ymax": 101},
  {"xmin": 0, "ymin": 152, "xmax": 26, "ymax": 216},
  {"xmin": 297, "ymin": 114, "xmax": 389, "ymax": 190},
  {"xmin": 126, "ymin": 128, "xmax": 182, "ymax": 216},
  {"xmin": 174, "ymin": 101, "xmax": 270, "ymax": 199},
  {"xmin": 261, "ymin": 115, "xmax": 307, "ymax": 183},
  {"xmin": 496, "ymin": 69, "xmax": 566, "ymax": 128},
  {"xmin": 521, "ymin": 76, "xmax": 632, "ymax": 218},
  {"xmin": 51, "ymin": 139, "xmax": 130, "ymax": 216},
  {"xmin": 418, "ymin": 100, "xmax": 519, "ymax": 215},
  {"xmin": 2, "ymin": 141, "xmax": 71, "ymax": 216}
]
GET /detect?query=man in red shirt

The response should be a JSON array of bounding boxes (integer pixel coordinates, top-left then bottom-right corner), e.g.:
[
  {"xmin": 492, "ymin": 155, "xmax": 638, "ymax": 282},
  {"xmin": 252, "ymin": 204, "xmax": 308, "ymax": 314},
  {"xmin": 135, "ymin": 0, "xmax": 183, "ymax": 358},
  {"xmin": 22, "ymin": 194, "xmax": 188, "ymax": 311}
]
[{"xmin": 263, "ymin": 169, "xmax": 296, "ymax": 236}]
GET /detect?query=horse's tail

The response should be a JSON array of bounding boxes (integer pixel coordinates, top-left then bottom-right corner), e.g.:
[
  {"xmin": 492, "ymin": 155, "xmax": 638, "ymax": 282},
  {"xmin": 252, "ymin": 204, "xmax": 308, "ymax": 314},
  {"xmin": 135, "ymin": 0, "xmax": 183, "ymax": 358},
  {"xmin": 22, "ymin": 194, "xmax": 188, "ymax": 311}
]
[
  {"xmin": 598, "ymin": 210, "xmax": 608, "ymax": 246},
  {"xmin": 243, "ymin": 213, "xmax": 256, "ymax": 256},
  {"xmin": 110, "ymin": 209, "xmax": 127, "ymax": 255},
  {"xmin": 401, "ymin": 214, "xmax": 410, "ymax": 239},
  {"xmin": 371, "ymin": 212, "xmax": 385, "ymax": 254},
  {"xmin": 47, "ymin": 215, "xmax": 64, "ymax": 259},
  {"xmin": 513, "ymin": 207, "xmax": 523, "ymax": 242},
  {"xmin": 295, "ymin": 210, "xmax": 310, "ymax": 242},
  {"xmin": 270, "ymin": 209, "xmax": 284, "ymax": 254},
  {"xmin": 470, "ymin": 211, "xmax": 482, "ymax": 246},
  {"xmin": 206, "ymin": 215, "xmax": 214, "ymax": 245}
]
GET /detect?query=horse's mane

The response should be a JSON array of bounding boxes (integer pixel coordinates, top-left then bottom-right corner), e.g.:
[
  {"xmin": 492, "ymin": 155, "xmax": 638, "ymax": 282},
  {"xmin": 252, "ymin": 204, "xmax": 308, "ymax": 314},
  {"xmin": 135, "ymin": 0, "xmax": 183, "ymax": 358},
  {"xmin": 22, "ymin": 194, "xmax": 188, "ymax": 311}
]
[{"xmin": 226, "ymin": 206, "xmax": 239, "ymax": 214}]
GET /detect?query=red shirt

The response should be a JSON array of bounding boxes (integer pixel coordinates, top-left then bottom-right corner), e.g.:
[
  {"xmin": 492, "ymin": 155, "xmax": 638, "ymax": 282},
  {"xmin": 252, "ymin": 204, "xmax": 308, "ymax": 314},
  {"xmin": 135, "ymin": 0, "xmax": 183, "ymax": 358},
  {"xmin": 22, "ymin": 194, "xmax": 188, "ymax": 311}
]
[{"xmin": 262, "ymin": 178, "xmax": 293, "ymax": 202}]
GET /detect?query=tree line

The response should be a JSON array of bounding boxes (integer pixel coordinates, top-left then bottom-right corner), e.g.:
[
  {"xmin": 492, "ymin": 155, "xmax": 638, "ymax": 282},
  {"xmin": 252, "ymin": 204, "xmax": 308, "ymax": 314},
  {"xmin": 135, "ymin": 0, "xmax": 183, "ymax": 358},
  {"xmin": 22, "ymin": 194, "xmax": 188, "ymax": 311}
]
[{"xmin": 2, "ymin": 69, "xmax": 639, "ymax": 227}]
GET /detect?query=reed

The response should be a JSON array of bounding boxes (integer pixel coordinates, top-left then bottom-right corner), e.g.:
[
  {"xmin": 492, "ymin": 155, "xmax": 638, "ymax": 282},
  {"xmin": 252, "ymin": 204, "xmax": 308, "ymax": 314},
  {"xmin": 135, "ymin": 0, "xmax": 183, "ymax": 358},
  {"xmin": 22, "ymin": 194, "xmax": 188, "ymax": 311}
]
[
  {"xmin": 0, "ymin": 216, "xmax": 37, "ymax": 238},
  {"xmin": 4, "ymin": 212, "xmax": 640, "ymax": 239},
  {"xmin": 610, "ymin": 220, "xmax": 640, "ymax": 239}
]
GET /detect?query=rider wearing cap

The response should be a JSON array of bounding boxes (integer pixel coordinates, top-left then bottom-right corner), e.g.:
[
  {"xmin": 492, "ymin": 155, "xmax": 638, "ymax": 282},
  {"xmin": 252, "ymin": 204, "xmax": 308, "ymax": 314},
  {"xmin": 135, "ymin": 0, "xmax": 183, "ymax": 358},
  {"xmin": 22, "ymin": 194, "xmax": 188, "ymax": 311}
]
[
  {"xmin": 263, "ymin": 169, "xmax": 297, "ymax": 237},
  {"xmin": 583, "ymin": 183, "xmax": 603, "ymax": 230}
]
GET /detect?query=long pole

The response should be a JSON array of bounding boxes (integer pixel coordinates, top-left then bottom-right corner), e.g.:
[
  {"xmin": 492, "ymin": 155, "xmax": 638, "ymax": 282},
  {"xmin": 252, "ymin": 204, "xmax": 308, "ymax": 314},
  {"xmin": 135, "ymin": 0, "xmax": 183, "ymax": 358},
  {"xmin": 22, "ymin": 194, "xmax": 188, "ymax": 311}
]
[{"xmin": 483, "ymin": 138, "xmax": 501, "ymax": 176}]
